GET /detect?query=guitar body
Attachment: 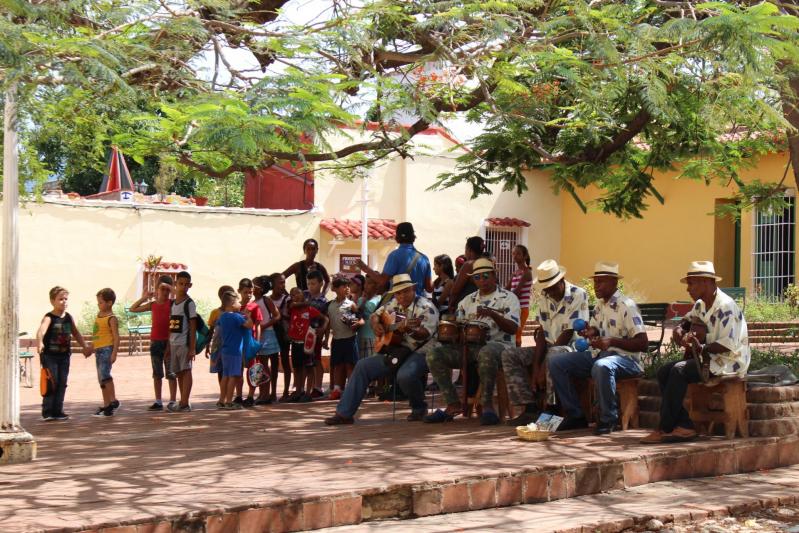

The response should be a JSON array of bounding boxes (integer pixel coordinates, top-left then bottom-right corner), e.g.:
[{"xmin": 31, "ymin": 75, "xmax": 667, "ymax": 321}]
[{"xmin": 374, "ymin": 312, "xmax": 404, "ymax": 352}]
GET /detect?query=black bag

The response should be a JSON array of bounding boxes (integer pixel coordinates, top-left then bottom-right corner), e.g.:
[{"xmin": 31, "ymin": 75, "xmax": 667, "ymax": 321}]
[{"xmin": 381, "ymin": 344, "xmax": 413, "ymax": 373}]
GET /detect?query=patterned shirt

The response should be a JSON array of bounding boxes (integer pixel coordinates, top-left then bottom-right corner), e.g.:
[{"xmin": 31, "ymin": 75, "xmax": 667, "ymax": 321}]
[
  {"xmin": 375, "ymin": 295, "xmax": 439, "ymax": 350},
  {"xmin": 590, "ymin": 290, "xmax": 646, "ymax": 362},
  {"xmin": 534, "ymin": 281, "xmax": 590, "ymax": 346},
  {"xmin": 685, "ymin": 289, "xmax": 750, "ymax": 378},
  {"xmin": 457, "ymin": 287, "xmax": 520, "ymax": 347}
]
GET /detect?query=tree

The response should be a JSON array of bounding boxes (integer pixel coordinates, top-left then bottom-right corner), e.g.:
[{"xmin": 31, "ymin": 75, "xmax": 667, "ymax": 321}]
[{"xmin": 3, "ymin": 1, "xmax": 799, "ymax": 218}]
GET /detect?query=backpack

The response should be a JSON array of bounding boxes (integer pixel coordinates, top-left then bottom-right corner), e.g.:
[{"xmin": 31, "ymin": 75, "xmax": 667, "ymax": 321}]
[{"xmin": 184, "ymin": 298, "xmax": 210, "ymax": 353}]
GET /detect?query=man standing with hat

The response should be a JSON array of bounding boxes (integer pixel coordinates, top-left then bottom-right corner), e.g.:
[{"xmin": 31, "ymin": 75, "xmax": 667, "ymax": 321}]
[
  {"xmin": 549, "ymin": 261, "xmax": 648, "ymax": 434},
  {"xmin": 358, "ymin": 221, "xmax": 432, "ymax": 297},
  {"xmin": 425, "ymin": 258, "xmax": 520, "ymax": 425},
  {"xmin": 502, "ymin": 259, "xmax": 590, "ymax": 426},
  {"xmin": 641, "ymin": 261, "xmax": 750, "ymax": 443},
  {"xmin": 324, "ymin": 273, "xmax": 439, "ymax": 425}
]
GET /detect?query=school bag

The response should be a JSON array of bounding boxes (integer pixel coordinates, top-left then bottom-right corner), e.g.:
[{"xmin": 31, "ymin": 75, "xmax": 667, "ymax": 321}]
[
  {"xmin": 242, "ymin": 331, "xmax": 261, "ymax": 362},
  {"xmin": 183, "ymin": 297, "xmax": 210, "ymax": 353}
]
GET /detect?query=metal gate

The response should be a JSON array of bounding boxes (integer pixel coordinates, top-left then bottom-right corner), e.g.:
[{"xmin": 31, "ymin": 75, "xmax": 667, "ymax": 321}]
[
  {"xmin": 485, "ymin": 227, "xmax": 519, "ymax": 287},
  {"xmin": 753, "ymin": 195, "xmax": 796, "ymax": 300}
]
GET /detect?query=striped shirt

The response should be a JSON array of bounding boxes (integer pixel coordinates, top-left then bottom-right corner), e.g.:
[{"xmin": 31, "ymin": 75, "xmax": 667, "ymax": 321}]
[{"xmin": 510, "ymin": 268, "xmax": 533, "ymax": 308}]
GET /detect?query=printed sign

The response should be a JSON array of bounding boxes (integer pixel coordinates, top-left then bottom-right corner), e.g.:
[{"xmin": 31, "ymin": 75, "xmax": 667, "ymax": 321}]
[
  {"xmin": 499, "ymin": 240, "xmax": 511, "ymax": 250},
  {"xmin": 339, "ymin": 254, "xmax": 362, "ymax": 278}
]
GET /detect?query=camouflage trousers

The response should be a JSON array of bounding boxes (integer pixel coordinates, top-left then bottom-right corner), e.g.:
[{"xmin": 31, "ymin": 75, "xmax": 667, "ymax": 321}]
[
  {"xmin": 426, "ymin": 341, "xmax": 507, "ymax": 407},
  {"xmin": 501, "ymin": 345, "xmax": 572, "ymax": 406}
]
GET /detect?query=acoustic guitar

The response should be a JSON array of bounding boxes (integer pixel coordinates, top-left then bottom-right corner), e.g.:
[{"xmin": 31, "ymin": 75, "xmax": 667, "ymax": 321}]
[{"xmin": 374, "ymin": 311, "xmax": 421, "ymax": 352}]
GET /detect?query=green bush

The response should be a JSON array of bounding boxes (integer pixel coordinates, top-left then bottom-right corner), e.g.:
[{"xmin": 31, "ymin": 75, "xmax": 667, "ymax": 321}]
[
  {"xmin": 643, "ymin": 346, "xmax": 799, "ymax": 380},
  {"xmin": 77, "ymin": 298, "xmax": 214, "ymax": 335},
  {"xmin": 744, "ymin": 297, "xmax": 797, "ymax": 323}
]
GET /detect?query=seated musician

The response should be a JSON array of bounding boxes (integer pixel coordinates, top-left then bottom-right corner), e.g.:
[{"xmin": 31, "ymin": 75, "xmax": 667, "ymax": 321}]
[
  {"xmin": 324, "ymin": 274, "xmax": 439, "ymax": 425},
  {"xmin": 549, "ymin": 262, "xmax": 648, "ymax": 435},
  {"xmin": 641, "ymin": 261, "xmax": 750, "ymax": 444},
  {"xmin": 425, "ymin": 258, "xmax": 520, "ymax": 426},
  {"xmin": 502, "ymin": 260, "xmax": 589, "ymax": 426}
]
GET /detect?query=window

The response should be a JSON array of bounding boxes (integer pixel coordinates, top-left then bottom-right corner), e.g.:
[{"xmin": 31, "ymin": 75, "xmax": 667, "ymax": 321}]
[
  {"xmin": 753, "ymin": 194, "xmax": 795, "ymax": 300},
  {"xmin": 484, "ymin": 227, "xmax": 520, "ymax": 287}
]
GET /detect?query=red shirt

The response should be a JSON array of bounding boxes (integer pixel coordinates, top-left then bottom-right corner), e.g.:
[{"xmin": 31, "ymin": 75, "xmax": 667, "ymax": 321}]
[
  {"xmin": 288, "ymin": 306, "xmax": 321, "ymax": 342},
  {"xmin": 151, "ymin": 300, "xmax": 171, "ymax": 341},
  {"xmin": 242, "ymin": 301, "xmax": 263, "ymax": 338}
]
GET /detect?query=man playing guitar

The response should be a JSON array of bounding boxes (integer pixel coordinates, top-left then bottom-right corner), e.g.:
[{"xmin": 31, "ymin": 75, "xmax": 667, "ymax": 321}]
[{"xmin": 324, "ymin": 274, "xmax": 439, "ymax": 425}]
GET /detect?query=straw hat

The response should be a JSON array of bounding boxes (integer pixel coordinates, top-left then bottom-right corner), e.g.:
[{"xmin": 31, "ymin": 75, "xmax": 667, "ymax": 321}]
[
  {"xmin": 533, "ymin": 259, "xmax": 566, "ymax": 290},
  {"xmin": 680, "ymin": 261, "xmax": 722, "ymax": 283},
  {"xmin": 472, "ymin": 257, "xmax": 495, "ymax": 275},
  {"xmin": 591, "ymin": 261, "xmax": 623, "ymax": 279},
  {"xmin": 386, "ymin": 273, "xmax": 416, "ymax": 294}
]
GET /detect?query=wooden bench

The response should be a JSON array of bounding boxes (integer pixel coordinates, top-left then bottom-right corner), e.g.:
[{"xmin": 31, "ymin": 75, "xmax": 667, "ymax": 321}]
[
  {"xmin": 574, "ymin": 376, "xmax": 640, "ymax": 430},
  {"xmin": 687, "ymin": 376, "xmax": 749, "ymax": 439},
  {"xmin": 19, "ymin": 338, "xmax": 36, "ymax": 388},
  {"xmin": 124, "ymin": 307, "xmax": 152, "ymax": 356}
]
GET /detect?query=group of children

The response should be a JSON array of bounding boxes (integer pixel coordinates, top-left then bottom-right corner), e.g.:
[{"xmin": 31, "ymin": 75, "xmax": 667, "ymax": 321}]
[{"xmin": 37, "ymin": 267, "xmax": 383, "ymax": 419}]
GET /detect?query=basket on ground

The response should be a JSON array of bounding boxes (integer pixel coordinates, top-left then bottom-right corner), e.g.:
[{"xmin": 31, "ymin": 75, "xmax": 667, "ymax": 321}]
[{"xmin": 516, "ymin": 426, "xmax": 551, "ymax": 442}]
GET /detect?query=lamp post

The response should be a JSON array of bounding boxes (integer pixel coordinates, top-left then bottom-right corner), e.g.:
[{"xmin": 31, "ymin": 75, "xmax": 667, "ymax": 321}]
[{"xmin": 0, "ymin": 83, "xmax": 36, "ymax": 464}]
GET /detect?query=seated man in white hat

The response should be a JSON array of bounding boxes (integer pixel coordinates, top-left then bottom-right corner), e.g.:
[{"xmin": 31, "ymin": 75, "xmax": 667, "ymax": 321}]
[
  {"xmin": 641, "ymin": 261, "xmax": 750, "ymax": 443},
  {"xmin": 324, "ymin": 273, "xmax": 439, "ymax": 425},
  {"xmin": 502, "ymin": 259, "xmax": 590, "ymax": 426},
  {"xmin": 425, "ymin": 258, "xmax": 520, "ymax": 425},
  {"xmin": 549, "ymin": 261, "xmax": 648, "ymax": 435}
]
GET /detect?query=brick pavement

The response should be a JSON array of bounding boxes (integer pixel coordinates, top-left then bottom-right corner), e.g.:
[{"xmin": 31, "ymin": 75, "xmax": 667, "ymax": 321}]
[
  {"xmin": 5, "ymin": 355, "xmax": 798, "ymax": 532},
  {"xmin": 319, "ymin": 465, "xmax": 799, "ymax": 532}
]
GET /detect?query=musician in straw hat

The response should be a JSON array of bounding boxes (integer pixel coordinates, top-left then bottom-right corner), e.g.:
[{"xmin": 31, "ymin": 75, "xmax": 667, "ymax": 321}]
[
  {"xmin": 425, "ymin": 257, "xmax": 520, "ymax": 425},
  {"xmin": 549, "ymin": 261, "xmax": 648, "ymax": 435},
  {"xmin": 324, "ymin": 273, "xmax": 438, "ymax": 425},
  {"xmin": 502, "ymin": 259, "xmax": 590, "ymax": 426},
  {"xmin": 641, "ymin": 261, "xmax": 750, "ymax": 444}
]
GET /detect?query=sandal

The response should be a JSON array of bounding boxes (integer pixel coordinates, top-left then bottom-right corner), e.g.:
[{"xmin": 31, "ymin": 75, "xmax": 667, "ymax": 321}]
[{"xmin": 424, "ymin": 409, "xmax": 457, "ymax": 423}]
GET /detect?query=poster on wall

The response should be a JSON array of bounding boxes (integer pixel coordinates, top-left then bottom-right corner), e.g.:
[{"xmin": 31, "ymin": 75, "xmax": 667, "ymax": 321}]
[{"xmin": 339, "ymin": 254, "xmax": 362, "ymax": 278}]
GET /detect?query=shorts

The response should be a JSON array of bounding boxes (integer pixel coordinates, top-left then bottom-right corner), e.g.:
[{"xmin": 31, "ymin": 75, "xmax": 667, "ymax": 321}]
[
  {"xmin": 150, "ymin": 340, "xmax": 174, "ymax": 379},
  {"xmin": 221, "ymin": 351, "xmax": 242, "ymax": 378},
  {"xmin": 95, "ymin": 345, "xmax": 114, "ymax": 384},
  {"xmin": 209, "ymin": 351, "xmax": 221, "ymax": 374},
  {"xmin": 291, "ymin": 342, "xmax": 314, "ymax": 368},
  {"xmin": 168, "ymin": 343, "xmax": 192, "ymax": 374},
  {"xmin": 330, "ymin": 337, "xmax": 358, "ymax": 367},
  {"xmin": 358, "ymin": 336, "xmax": 374, "ymax": 361},
  {"xmin": 258, "ymin": 328, "xmax": 280, "ymax": 355}
]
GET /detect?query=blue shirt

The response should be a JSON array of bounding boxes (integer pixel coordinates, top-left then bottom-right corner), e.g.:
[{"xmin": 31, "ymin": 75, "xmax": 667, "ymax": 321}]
[
  {"xmin": 218, "ymin": 312, "xmax": 247, "ymax": 357},
  {"xmin": 383, "ymin": 244, "xmax": 431, "ymax": 296}
]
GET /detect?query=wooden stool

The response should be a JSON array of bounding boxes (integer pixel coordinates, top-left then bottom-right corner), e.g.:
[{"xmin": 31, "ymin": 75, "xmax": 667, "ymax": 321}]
[
  {"xmin": 465, "ymin": 371, "xmax": 514, "ymax": 421},
  {"xmin": 572, "ymin": 377, "xmax": 640, "ymax": 430},
  {"xmin": 687, "ymin": 377, "xmax": 748, "ymax": 439}
]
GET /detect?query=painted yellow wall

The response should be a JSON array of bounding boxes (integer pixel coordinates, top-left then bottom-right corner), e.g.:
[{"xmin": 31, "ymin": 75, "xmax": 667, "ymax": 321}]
[{"xmin": 558, "ymin": 151, "xmax": 793, "ymax": 303}]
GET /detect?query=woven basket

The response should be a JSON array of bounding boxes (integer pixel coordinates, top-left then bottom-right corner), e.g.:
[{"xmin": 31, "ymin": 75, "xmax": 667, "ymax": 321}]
[{"xmin": 516, "ymin": 426, "xmax": 551, "ymax": 442}]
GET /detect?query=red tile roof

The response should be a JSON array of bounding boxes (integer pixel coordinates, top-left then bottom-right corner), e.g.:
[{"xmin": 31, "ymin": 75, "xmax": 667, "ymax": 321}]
[
  {"xmin": 486, "ymin": 217, "xmax": 530, "ymax": 228},
  {"xmin": 320, "ymin": 218, "xmax": 398, "ymax": 240}
]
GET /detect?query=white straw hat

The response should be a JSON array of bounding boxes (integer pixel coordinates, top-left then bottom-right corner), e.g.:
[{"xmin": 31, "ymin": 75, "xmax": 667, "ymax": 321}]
[
  {"xmin": 591, "ymin": 261, "xmax": 623, "ymax": 279},
  {"xmin": 533, "ymin": 259, "xmax": 566, "ymax": 290},
  {"xmin": 680, "ymin": 261, "xmax": 722, "ymax": 283}
]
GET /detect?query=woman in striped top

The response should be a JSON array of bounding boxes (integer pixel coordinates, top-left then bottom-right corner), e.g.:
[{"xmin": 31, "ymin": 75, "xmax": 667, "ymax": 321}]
[{"xmin": 506, "ymin": 245, "xmax": 533, "ymax": 347}]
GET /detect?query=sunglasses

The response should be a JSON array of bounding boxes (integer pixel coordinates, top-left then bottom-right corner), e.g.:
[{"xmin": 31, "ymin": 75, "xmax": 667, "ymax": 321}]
[{"xmin": 471, "ymin": 272, "xmax": 492, "ymax": 281}]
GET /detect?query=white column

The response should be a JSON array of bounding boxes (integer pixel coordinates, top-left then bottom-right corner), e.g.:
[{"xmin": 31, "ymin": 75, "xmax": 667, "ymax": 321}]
[
  {"xmin": 0, "ymin": 83, "xmax": 36, "ymax": 464},
  {"xmin": 360, "ymin": 172, "xmax": 370, "ymax": 264}
]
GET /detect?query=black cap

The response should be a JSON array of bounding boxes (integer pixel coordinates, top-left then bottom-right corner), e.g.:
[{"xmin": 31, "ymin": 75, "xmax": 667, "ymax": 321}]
[{"xmin": 396, "ymin": 222, "xmax": 415, "ymax": 242}]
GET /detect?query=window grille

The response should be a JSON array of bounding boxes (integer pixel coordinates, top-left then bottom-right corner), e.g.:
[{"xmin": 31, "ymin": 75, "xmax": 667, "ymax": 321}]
[
  {"xmin": 484, "ymin": 227, "xmax": 519, "ymax": 287},
  {"xmin": 752, "ymin": 194, "xmax": 795, "ymax": 300}
]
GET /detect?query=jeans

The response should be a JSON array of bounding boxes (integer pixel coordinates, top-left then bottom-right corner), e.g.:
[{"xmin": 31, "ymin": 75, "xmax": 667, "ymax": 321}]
[
  {"xmin": 657, "ymin": 359, "xmax": 702, "ymax": 432},
  {"xmin": 41, "ymin": 353, "xmax": 71, "ymax": 417},
  {"xmin": 337, "ymin": 352, "xmax": 429, "ymax": 418},
  {"xmin": 548, "ymin": 350, "xmax": 642, "ymax": 424}
]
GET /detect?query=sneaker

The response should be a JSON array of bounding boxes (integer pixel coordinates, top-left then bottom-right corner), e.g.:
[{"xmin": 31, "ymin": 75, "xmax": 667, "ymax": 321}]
[
  {"xmin": 52, "ymin": 413, "xmax": 70, "ymax": 421},
  {"xmin": 93, "ymin": 407, "xmax": 106, "ymax": 417},
  {"xmin": 279, "ymin": 392, "xmax": 290, "ymax": 403},
  {"xmin": 233, "ymin": 396, "xmax": 243, "ymax": 405},
  {"xmin": 593, "ymin": 421, "xmax": 618, "ymax": 436},
  {"xmin": 216, "ymin": 401, "xmax": 225, "ymax": 409},
  {"xmin": 507, "ymin": 411, "xmax": 539, "ymax": 427},
  {"xmin": 110, "ymin": 400, "xmax": 120, "ymax": 411},
  {"xmin": 148, "ymin": 402, "xmax": 164, "ymax": 411},
  {"xmin": 298, "ymin": 393, "xmax": 313, "ymax": 403},
  {"xmin": 93, "ymin": 407, "xmax": 113, "ymax": 418},
  {"xmin": 329, "ymin": 389, "xmax": 342, "ymax": 401},
  {"xmin": 310, "ymin": 388, "xmax": 324, "ymax": 399},
  {"xmin": 228, "ymin": 402, "xmax": 243, "ymax": 410},
  {"xmin": 41, "ymin": 415, "xmax": 54, "ymax": 421},
  {"xmin": 166, "ymin": 401, "xmax": 178, "ymax": 411},
  {"xmin": 255, "ymin": 397, "xmax": 272, "ymax": 405},
  {"xmin": 287, "ymin": 391, "xmax": 302, "ymax": 403},
  {"xmin": 178, "ymin": 404, "xmax": 192, "ymax": 412},
  {"xmin": 324, "ymin": 413, "xmax": 354, "ymax": 425},
  {"xmin": 242, "ymin": 397, "xmax": 255, "ymax": 408},
  {"xmin": 557, "ymin": 416, "xmax": 588, "ymax": 432},
  {"xmin": 406, "ymin": 410, "xmax": 426, "ymax": 422}
]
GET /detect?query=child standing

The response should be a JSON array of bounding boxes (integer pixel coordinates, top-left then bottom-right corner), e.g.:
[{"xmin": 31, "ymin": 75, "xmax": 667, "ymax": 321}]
[
  {"xmin": 354, "ymin": 276, "xmax": 381, "ymax": 361},
  {"xmin": 130, "ymin": 276, "xmax": 176, "ymax": 411},
  {"xmin": 167, "ymin": 271, "xmax": 197, "ymax": 412},
  {"xmin": 305, "ymin": 270, "xmax": 328, "ymax": 398},
  {"xmin": 237, "ymin": 278, "xmax": 263, "ymax": 407},
  {"xmin": 269, "ymin": 272, "xmax": 292, "ymax": 401},
  {"xmin": 326, "ymin": 278, "xmax": 361, "ymax": 400},
  {"xmin": 287, "ymin": 287, "xmax": 329, "ymax": 402},
  {"xmin": 90, "ymin": 288, "xmax": 121, "ymax": 417},
  {"xmin": 506, "ymin": 245, "xmax": 533, "ymax": 347},
  {"xmin": 216, "ymin": 291, "xmax": 253, "ymax": 410},
  {"xmin": 207, "ymin": 285, "xmax": 235, "ymax": 407},
  {"xmin": 36, "ymin": 286, "xmax": 92, "ymax": 421},
  {"xmin": 253, "ymin": 275, "xmax": 281, "ymax": 404}
]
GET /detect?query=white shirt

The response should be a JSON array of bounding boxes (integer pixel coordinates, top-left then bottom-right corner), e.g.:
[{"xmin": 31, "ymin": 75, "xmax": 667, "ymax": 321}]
[
  {"xmin": 534, "ymin": 281, "xmax": 590, "ymax": 346},
  {"xmin": 457, "ymin": 287, "xmax": 520, "ymax": 347},
  {"xmin": 590, "ymin": 290, "xmax": 646, "ymax": 362},
  {"xmin": 685, "ymin": 289, "xmax": 750, "ymax": 378},
  {"xmin": 375, "ymin": 295, "xmax": 439, "ymax": 350}
]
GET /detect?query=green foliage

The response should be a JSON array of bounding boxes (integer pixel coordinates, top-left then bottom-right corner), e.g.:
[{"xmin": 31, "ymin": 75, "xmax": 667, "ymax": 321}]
[{"xmin": 744, "ymin": 297, "xmax": 798, "ymax": 323}]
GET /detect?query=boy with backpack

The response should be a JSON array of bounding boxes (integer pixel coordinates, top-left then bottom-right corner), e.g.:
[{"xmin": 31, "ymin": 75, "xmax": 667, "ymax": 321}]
[{"xmin": 167, "ymin": 271, "xmax": 200, "ymax": 412}]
